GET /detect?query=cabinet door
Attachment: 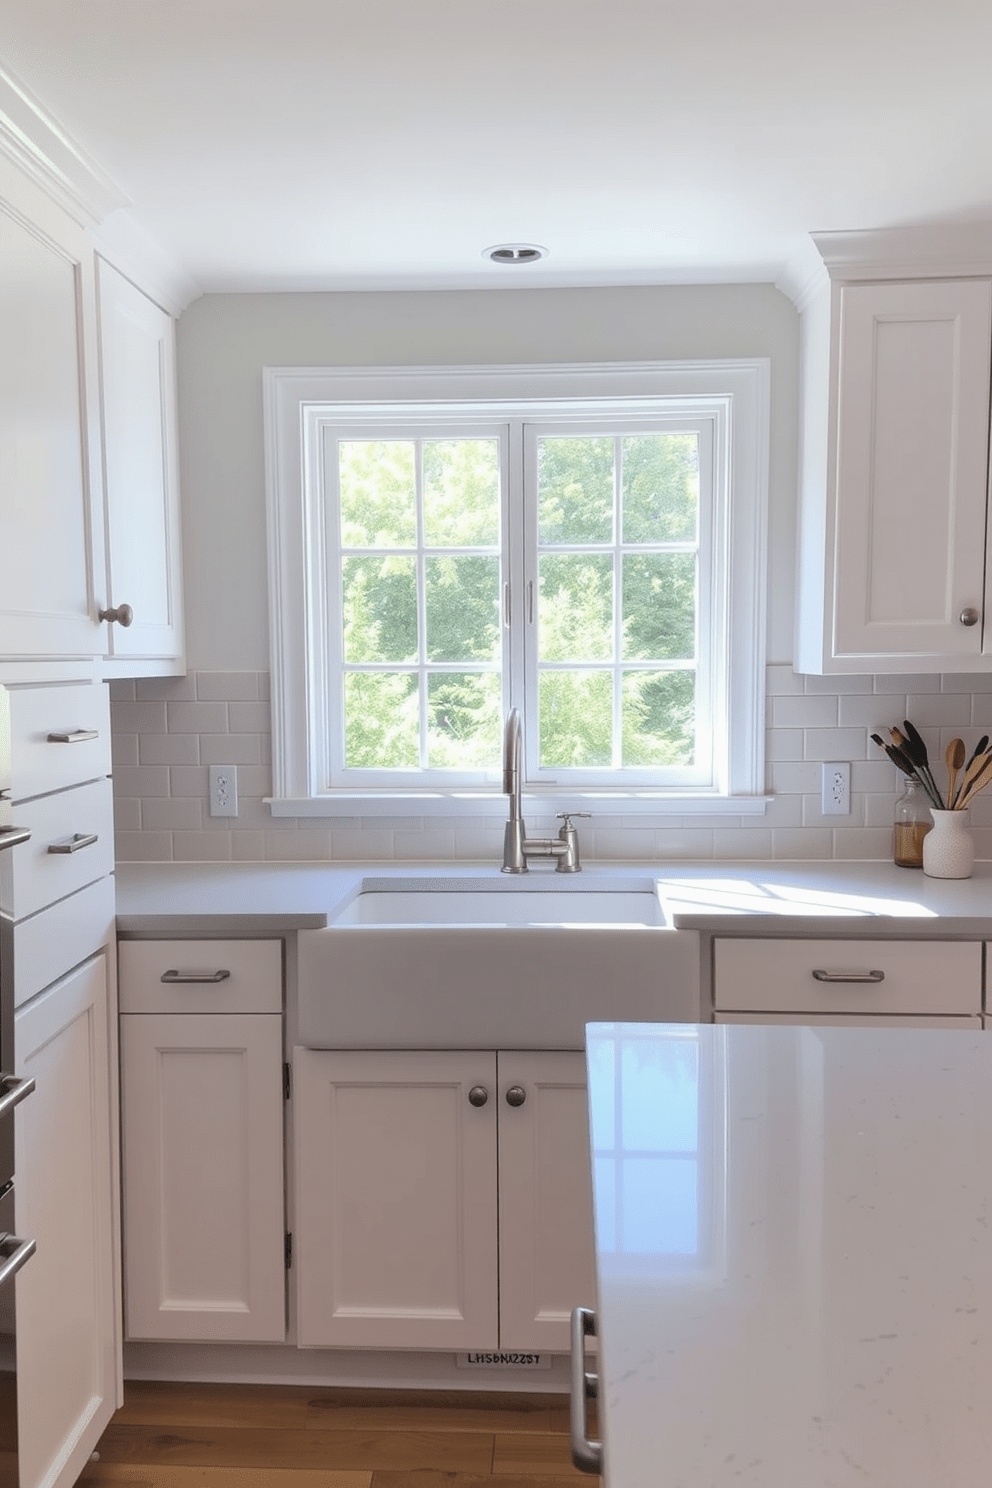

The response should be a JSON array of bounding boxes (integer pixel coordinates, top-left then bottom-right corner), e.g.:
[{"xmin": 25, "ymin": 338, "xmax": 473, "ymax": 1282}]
[
  {"xmin": 121, "ymin": 1012, "xmax": 285, "ymax": 1342},
  {"xmin": 831, "ymin": 279, "xmax": 992, "ymax": 667},
  {"xmin": 497, "ymin": 1051, "xmax": 597, "ymax": 1352},
  {"xmin": 95, "ymin": 258, "xmax": 184, "ymax": 669},
  {"xmin": 294, "ymin": 1049, "xmax": 498, "ymax": 1350},
  {"xmin": 15, "ymin": 953, "xmax": 116, "ymax": 1488},
  {"xmin": 0, "ymin": 189, "xmax": 104, "ymax": 660}
]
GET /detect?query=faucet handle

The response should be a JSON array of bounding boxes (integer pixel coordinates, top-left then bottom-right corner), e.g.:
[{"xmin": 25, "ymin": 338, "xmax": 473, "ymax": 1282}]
[{"xmin": 556, "ymin": 811, "xmax": 591, "ymax": 832}]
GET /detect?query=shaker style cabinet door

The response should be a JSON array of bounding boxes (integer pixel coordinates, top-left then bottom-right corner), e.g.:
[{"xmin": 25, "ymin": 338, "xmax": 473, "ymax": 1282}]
[
  {"xmin": 14, "ymin": 952, "xmax": 117, "ymax": 1488},
  {"xmin": 95, "ymin": 258, "xmax": 184, "ymax": 669},
  {"xmin": 496, "ymin": 1050, "xmax": 597, "ymax": 1352},
  {"xmin": 798, "ymin": 276, "xmax": 992, "ymax": 673},
  {"xmin": 294, "ymin": 1048, "xmax": 499, "ymax": 1350},
  {"xmin": 120, "ymin": 1011, "xmax": 285, "ymax": 1342},
  {"xmin": 0, "ymin": 185, "xmax": 105, "ymax": 661},
  {"xmin": 832, "ymin": 279, "xmax": 992, "ymax": 664}
]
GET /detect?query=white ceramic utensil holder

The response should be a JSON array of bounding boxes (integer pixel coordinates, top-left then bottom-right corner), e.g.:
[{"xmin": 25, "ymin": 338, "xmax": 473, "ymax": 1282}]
[{"xmin": 922, "ymin": 808, "xmax": 974, "ymax": 879}]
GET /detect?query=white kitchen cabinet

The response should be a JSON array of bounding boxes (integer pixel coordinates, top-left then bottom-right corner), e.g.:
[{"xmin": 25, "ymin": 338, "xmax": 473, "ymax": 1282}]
[
  {"xmin": 95, "ymin": 258, "xmax": 184, "ymax": 673},
  {"xmin": 497, "ymin": 1051, "xmax": 597, "ymax": 1353},
  {"xmin": 712, "ymin": 937, "xmax": 982, "ymax": 1023},
  {"xmin": 0, "ymin": 165, "xmax": 106, "ymax": 663},
  {"xmin": 294, "ymin": 1047, "xmax": 596, "ymax": 1353},
  {"xmin": 2, "ymin": 680, "xmax": 121, "ymax": 1488},
  {"xmin": 15, "ymin": 951, "xmax": 117, "ymax": 1488},
  {"xmin": 0, "ymin": 152, "xmax": 184, "ymax": 676},
  {"xmin": 118, "ymin": 940, "xmax": 285, "ymax": 1343},
  {"xmin": 795, "ymin": 268, "xmax": 992, "ymax": 674},
  {"xmin": 294, "ymin": 1049, "xmax": 498, "ymax": 1351}
]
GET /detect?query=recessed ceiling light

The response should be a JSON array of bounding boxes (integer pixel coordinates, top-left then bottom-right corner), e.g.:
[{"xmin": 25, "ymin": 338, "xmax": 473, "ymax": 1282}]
[{"xmin": 483, "ymin": 243, "xmax": 548, "ymax": 265}]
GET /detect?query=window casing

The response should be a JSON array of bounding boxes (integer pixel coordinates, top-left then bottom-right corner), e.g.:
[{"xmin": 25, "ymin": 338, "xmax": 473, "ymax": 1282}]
[{"xmin": 264, "ymin": 362, "xmax": 769, "ymax": 816}]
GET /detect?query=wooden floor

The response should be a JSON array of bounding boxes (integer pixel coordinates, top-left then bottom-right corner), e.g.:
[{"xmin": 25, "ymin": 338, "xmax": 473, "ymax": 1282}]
[{"xmin": 80, "ymin": 1381, "xmax": 601, "ymax": 1488}]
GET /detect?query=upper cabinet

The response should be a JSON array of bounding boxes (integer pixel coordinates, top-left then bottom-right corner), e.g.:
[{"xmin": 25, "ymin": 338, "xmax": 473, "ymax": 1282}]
[
  {"xmin": 0, "ymin": 128, "xmax": 186, "ymax": 678},
  {"xmin": 0, "ymin": 164, "xmax": 106, "ymax": 663},
  {"xmin": 95, "ymin": 258, "xmax": 184, "ymax": 672},
  {"xmin": 794, "ymin": 229, "xmax": 992, "ymax": 674}
]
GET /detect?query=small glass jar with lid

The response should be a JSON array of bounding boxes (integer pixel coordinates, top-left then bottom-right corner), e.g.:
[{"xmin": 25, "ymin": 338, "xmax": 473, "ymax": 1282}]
[{"xmin": 894, "ymin": 777, "xmax": 931, "ymax": 869}]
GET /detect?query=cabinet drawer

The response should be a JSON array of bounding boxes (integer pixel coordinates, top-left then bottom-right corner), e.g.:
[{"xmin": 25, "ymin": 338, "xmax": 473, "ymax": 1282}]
[
  {"xmin": 119, "ymin": 939, "xmax": 282, "ymax": 1014},
  {"xmin": 9, "ymin": 684, "xmax": 111, "ymax": 799},
  {"xmin": 0, "ymin": 778, "xmax": 115, "ymax": 920},
  {"xmin": 713, "ymin": 939, "xmax": 981, "ymax": 1016},
  {"xmin": 11, "ymin": 876, "xmax": 116, "ymax": 1009}
]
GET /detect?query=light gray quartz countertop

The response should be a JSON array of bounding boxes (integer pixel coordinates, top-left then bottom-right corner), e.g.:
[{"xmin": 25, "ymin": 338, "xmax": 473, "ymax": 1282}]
[
  {"xmin": 113, "ymin": 860, "xmax": 992, "ymax": 937},
  {"xmin": 586, "ymin": 1021, "xmax": 992, "ymax": 1487}
]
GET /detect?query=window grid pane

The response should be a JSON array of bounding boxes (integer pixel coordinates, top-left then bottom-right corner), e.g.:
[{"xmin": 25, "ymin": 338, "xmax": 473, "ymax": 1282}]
[
  {"xmin": 535, "ymin": 432, "xmax": 700, "ymax": 772},
  {"xmin": 338, "ymin": 436, "xmax": 503, "ymax": 774}
]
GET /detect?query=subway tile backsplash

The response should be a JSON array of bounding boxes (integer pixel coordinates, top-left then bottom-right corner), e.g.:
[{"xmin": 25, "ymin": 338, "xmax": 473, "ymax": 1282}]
[{"xmin": 109, "ymin": 667, "xmax": 992, "ymax": 863}]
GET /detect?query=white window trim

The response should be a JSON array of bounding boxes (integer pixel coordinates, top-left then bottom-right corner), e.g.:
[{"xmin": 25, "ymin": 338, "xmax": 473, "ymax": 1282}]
[{"xmin": 263, "ymin": 360, "xmax": 770, "ymax": 818}]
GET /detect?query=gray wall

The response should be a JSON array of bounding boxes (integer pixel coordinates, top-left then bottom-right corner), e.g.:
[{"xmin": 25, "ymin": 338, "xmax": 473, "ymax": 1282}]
[{"xmin": 175, "ymin": 283, "xmax": 799, "ymax": 672}]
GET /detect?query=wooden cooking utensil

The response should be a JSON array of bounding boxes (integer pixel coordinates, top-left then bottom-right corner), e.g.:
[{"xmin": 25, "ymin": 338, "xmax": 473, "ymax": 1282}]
[
  {"xmin": 951, "ymin": 752, "xmax": 984, "ymax": 808},
  {"xmin": 946, "ymin": 737, "xmax": 966, "ymax": 809},
  {"xmin": 955, "ymin": 748, "xmax": 992, "ymax": 810}
]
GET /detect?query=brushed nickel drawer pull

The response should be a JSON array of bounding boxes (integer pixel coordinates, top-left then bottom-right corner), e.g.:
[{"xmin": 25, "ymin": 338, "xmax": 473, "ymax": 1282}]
[
  {"xmin": 811, "ymin": 968, "xmax": 885, "ymax": 983},
  {"xmin": 47, "ymin": 832, "xmax": 99, "ymax": 854},
  {"xmin": 160, "ymin": 968, "xmax": 232, "ymax": 984},
  {"xmin": 47, "ymin": 729, "xmax": 99, "ymax": 744}
]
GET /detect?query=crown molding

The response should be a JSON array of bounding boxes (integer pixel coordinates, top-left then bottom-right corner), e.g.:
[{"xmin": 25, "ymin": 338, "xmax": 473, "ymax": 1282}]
[
  {"xmin": 812, "ymin": 222, "xmax": 992, "ymax": 282},
  {"xmin": 92, "ymin": 211, "xmax": 201, "ymax": 315},
  {"xmin": 776, "ymin": 237, "xmax": 830, "ymax": 311},
  {"xmin": 0, "ymin": 62, "xmax": 129, "ymax": 227}
]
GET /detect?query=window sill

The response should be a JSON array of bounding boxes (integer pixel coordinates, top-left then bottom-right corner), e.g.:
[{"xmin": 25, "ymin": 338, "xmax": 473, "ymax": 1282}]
[{"xmin": 265, "ymin": 793, "xmax": 772, "ymax": 819}]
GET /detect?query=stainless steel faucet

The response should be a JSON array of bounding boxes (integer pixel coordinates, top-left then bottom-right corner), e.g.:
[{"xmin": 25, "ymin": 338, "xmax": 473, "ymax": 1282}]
[{"xmin": 501, "ymin": 708, "xmax": 590, "ymax": 873}]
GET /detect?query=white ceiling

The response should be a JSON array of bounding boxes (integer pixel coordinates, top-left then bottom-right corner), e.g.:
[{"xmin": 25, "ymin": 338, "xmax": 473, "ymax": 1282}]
[{"xmin": 3, "ymin": 0, "xmax": 992, "ymax": 295}]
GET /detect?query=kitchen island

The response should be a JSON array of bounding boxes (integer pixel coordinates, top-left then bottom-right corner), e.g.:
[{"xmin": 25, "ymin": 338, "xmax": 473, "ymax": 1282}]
[{"xmin": 585, "ymin": 1021, "xmax": 992, "ymax": 1487}]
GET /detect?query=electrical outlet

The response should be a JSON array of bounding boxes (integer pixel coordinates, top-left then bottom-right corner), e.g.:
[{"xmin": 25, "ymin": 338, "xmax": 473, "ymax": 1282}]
[
  {"xmin": 821, "ymin": 761, "xmax": 850, "ymax": 816},
  {"xmin": 209, "ymin": 765, "xmax": 238, "ymax": 817}
]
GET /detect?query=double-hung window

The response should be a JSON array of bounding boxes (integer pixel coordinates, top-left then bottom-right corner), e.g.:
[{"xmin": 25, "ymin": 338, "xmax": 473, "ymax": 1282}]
[{"xmin": 264, "ymin": 362, "xmax": 768, "ymax": 815}]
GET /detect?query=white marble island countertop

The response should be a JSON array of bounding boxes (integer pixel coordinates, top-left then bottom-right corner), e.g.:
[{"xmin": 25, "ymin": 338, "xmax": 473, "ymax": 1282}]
[
  {"xmin": 585, "ymin": 1021, "xmax": 992, "ymax": 1488},
  {"xmin": 114, "ymin": 859, "xmax": 992, "ymax": 936}
]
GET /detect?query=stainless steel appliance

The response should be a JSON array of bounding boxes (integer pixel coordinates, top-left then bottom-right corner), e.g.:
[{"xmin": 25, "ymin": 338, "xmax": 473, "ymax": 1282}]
[{"xmin": 0, "ymin": 685, "xmax": 38, "ymax": 1487}]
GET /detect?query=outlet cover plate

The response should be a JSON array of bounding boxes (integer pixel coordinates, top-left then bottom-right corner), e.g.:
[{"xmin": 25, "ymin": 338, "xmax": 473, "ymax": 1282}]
[
  {"xmin": 209, "ymin": 764, "xmax": 238, "ymax": 817},
  {"xmin": 821, "ymin": 761, "xmax": 850, "ymax": 816}
]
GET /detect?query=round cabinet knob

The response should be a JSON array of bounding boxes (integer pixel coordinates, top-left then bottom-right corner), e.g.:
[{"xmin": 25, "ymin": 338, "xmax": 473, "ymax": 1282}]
[
  {"xmin": 468, "ymin": 1086, "xmax": 489, "ymax": 1108},
  {"xmin": 99, "ymin": 603, "xmax": 134, "ymax": 628},
  {"xmin": 505, "ymin": 1085, "xmax": 527, "ymax": 1108},
  {"xmin": 959, "ymin": 607, "xmax": 980, "ymax": 627}
]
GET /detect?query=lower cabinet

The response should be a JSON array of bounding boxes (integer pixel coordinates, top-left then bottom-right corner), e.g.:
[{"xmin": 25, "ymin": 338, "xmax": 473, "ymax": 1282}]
[
  {"xmin": 118, "ymin": 940, "xmax": 286, "ymax": 1342},
  {"xmin": 15, "ymin": 950, "xmax": 117, "ymax": 1488},
  {"xmin": 712, "ymin": 937, "xmax": 983, "ymax": 1025},
  {"xmin": 294, "ymin": 1048, "xmax": 596, "ymax": 1353}
]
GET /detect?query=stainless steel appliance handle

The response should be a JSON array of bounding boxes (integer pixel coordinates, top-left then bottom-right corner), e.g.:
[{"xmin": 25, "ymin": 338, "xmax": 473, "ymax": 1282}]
[
  {"xmin": 160, "ymin": 968, "xmax": 231, "ymax": 984},
  {"xmin": 0, "ymin": 1076, "xmax": 35, "ymax": 1123},
  {"xmin": 0, "ymin": 1233, "xmax": 36, "ymax": 1290},
  {"xmin": 47, "ymin": 729, "xmax": 99, "ymax": 744},
  {"xmin": 47, "ymin": 832, "xmax": 99, "ymax": 855},
  {"xmin": 811, "ymin": 969, "xmax": 885, "ymax": 984},
  {"xmin": 569, "ymin": 1306, "xmax": 603, "ymax": 1474}
]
